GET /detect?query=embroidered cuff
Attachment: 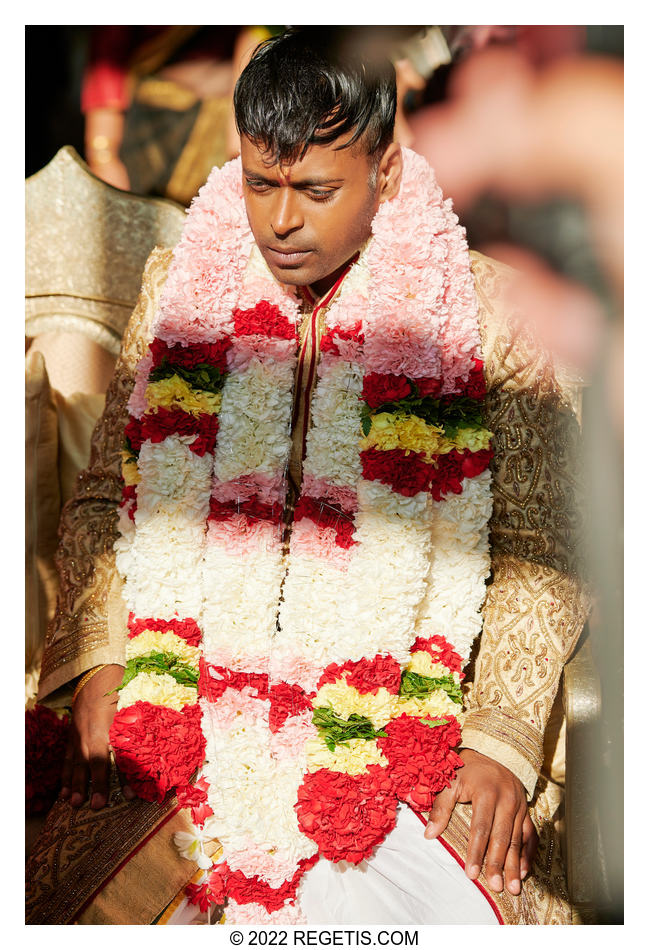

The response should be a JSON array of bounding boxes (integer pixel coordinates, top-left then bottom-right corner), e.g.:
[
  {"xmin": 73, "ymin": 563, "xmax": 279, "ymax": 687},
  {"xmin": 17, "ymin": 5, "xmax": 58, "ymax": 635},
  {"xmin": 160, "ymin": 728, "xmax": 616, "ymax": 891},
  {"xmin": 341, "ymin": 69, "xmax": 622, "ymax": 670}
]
[{"xmin": 460, "ymin": 707, "xmax": 544, "ymax": 798}]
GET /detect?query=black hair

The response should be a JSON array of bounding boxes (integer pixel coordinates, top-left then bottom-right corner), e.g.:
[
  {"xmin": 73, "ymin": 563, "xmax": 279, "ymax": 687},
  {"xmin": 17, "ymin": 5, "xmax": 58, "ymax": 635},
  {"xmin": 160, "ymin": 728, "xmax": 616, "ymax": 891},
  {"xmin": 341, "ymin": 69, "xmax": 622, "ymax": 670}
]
[{"xmin": 233, "ymin": 27, "xmax": 397, "ymax": 165}]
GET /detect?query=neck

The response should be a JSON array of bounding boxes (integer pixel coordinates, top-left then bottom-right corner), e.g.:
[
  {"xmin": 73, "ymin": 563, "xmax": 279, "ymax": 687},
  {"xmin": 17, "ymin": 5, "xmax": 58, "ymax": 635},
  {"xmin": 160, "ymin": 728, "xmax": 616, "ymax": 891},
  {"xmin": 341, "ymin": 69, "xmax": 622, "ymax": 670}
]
[{"xmin": 306, "ymin": 252, "xmax": 361, "ymax": 301}]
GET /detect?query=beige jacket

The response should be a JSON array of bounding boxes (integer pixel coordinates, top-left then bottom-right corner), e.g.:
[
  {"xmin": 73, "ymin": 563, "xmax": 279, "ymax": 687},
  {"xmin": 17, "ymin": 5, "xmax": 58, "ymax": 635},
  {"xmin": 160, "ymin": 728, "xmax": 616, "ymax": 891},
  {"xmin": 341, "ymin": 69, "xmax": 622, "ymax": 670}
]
[{"xmin": 34, "ymin": 247, "xmax": 588, "ymax": 924}]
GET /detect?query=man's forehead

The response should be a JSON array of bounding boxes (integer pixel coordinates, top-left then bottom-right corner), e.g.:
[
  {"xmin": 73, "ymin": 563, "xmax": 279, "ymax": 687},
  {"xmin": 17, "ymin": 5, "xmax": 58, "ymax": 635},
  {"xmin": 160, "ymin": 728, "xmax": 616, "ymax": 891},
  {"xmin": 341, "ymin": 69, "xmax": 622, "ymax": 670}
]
[{"xmin": 240, "ymin": 135, "xmax": 368, "ymax": 181}]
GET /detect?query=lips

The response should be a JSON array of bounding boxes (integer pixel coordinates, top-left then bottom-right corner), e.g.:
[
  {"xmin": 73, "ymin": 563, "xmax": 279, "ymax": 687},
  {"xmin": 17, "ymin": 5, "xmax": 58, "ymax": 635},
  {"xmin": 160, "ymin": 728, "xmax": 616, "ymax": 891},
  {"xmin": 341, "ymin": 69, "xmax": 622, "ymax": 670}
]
[{"xmin": 265, "ymin": 246, "xmax": 313, "ymax": 268}]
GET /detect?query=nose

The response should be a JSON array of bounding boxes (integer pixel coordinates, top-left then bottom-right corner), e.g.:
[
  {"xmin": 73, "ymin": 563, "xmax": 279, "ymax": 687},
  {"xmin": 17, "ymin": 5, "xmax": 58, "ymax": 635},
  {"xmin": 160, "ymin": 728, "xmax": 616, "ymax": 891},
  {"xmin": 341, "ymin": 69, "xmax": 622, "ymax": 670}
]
[{"xmin": 271, "ymin": 187, "xmax": 303, "ymax": 237}]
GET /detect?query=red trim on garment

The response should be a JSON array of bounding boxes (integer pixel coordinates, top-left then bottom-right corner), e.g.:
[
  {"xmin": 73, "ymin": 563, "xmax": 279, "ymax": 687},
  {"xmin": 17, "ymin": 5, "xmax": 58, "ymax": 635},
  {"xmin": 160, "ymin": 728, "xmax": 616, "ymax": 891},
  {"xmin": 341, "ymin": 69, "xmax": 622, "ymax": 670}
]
[
  {"xmin": 412, "ymin": 809, "xmax": 504, "ymax": 925},
  {"xmin": 70, "ymin": 801, "xmax": 183, "ymax": 923}
]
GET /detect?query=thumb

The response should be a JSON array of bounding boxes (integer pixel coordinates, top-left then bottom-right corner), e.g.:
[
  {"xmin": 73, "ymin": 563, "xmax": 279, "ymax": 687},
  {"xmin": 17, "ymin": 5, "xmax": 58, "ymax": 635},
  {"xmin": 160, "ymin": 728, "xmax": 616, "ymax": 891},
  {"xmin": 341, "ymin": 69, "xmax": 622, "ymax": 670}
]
[{"xmin": 424, "ymin": 785, "xmax": 456, "ymax": 840}]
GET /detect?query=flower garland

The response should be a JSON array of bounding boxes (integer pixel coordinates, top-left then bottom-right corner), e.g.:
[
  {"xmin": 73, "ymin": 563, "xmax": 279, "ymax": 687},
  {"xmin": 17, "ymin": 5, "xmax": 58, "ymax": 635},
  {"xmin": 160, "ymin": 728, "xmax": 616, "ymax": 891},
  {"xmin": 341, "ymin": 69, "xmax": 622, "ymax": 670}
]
[
  {"xmin": 110, "ymin": 149, "xmax": 493, "ymax": 923},
  {"xmin": 25, "ymin": 704, "xmax": 71, "ymax": 815}
]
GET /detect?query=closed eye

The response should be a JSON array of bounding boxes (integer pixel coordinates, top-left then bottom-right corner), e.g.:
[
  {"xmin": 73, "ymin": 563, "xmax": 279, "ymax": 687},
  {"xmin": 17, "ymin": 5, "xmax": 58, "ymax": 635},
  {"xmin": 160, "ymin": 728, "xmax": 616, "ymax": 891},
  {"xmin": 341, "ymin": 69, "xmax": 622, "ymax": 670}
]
[{"xmin": 245, "ymin": 178, "xmax": 273, "ymax": 192}]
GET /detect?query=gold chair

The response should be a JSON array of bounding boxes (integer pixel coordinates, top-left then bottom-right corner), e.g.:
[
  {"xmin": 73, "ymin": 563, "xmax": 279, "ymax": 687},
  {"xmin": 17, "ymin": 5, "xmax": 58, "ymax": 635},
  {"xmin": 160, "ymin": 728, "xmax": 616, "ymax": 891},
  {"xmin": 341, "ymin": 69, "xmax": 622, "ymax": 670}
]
[{"xmin": 25, "ymin": 147, "xmax": 185, "ymax": 700}]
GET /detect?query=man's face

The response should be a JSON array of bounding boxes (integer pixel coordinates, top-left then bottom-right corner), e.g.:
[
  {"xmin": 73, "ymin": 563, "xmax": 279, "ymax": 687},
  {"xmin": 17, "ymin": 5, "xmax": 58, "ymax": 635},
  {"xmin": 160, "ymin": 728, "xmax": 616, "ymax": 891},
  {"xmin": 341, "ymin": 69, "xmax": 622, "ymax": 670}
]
[{"xmin": 241, "ymin": 135, "xmax": 384, "ymax": 296}]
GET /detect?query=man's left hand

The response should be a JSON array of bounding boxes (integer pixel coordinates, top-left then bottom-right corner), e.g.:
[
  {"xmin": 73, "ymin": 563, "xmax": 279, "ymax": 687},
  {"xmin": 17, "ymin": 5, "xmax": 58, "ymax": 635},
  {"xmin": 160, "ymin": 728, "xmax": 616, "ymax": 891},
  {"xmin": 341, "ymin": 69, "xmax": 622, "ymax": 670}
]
[{"xmin": 424, "ymin": 748, "xmax": 538, "ymax": 895}]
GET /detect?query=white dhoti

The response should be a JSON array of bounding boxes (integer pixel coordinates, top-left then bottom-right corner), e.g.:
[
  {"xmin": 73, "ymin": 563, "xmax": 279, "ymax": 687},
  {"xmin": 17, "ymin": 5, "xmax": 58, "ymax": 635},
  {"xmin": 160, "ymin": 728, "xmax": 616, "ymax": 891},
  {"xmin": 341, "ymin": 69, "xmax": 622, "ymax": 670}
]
[{"xmin": 169, "ymin": 805, "xmax": 500, "ymax": 925}]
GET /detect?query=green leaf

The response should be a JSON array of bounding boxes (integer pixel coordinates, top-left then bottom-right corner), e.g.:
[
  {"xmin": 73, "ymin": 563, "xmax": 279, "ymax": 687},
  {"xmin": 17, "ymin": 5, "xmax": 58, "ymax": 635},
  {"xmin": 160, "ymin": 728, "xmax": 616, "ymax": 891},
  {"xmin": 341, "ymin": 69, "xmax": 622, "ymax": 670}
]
[
  {"xmin": 399, "ymin": 670, "xmax": 463, "ymax": 705},
  {"xmin": 148, "ymin": 360, "xmax": 224, "ymax": 395},
  {"xmin": 312, "ymin": 706, "xmax": 387, "ymax": 751},
  {"xmin": 418, "ymin": 718, "xmax": 450, "ymax": 729},
  {"xmin": 113, "ymin": 652, "xmax": 199, "ymax": 692},
  {"xmin": 359, "ymin": 392, "xmax": 487, "ymax": 443}
]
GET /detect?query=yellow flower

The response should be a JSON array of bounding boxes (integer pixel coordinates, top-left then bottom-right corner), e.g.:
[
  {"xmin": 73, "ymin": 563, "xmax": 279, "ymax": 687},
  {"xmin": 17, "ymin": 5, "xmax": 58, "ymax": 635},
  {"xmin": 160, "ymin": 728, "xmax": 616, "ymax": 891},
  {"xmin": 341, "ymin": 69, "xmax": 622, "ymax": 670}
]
[
  {"xmin": 314, "ymin": 681, "xmax": 399, "ymax": 729},
  {"xmin": 361, "ymin": 412, "xmax": 492, "ymax": 460},
  {"xmin": 120, "ymin": 452, "xmax": 140, "ymax": 486},
  {"xmin": 125, "ymin": 630, "xmax": 201, "ymax": 666},
  {"xmin": 305, "ymin": 736, "xmax": 387, "ymax": 774},
  {"xmin": 360, "ymin": 412, "xmax": 444, "ymax": 460},
  {"xmin": 146, "ymin": 375, "xmax": 222, "ymax": 416},
  {"xmin": 116, "ymin": 671, "xmax": 197, "ymax": 711},
  {"xmin": 397, "ymin": 691, "xmax": 459, "ymax": 719},
  {"xmin": 407, "ymin": 652, "xmax": 461, "ymax": 683},
  {"xmin": 436, "ymin": 426, "xmax": 493, "ymax": 454}
]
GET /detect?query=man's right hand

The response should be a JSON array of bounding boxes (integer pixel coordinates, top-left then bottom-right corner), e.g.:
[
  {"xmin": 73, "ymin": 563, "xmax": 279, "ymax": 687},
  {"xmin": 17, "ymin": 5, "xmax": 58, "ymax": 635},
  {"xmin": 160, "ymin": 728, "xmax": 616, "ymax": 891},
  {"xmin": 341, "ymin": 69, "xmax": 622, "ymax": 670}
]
[{"xmin": 60, "ymin": 664, "xmax": 135, "ymax": 810}]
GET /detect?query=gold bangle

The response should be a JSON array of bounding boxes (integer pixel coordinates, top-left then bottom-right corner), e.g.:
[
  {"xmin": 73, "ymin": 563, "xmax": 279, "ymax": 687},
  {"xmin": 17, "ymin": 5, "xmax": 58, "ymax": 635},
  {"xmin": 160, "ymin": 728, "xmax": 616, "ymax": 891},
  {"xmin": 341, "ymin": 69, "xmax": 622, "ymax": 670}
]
[
  {"xmin": 72, "ymin": 665, "xmax": 107, "ymax": 705},
  {"xmin": 87, "ymin": 148, "xmax": 118, "ymax": 165},
  {"xmin": 89, "ymin": 134, "xmax": 116, "ymax": 150}
]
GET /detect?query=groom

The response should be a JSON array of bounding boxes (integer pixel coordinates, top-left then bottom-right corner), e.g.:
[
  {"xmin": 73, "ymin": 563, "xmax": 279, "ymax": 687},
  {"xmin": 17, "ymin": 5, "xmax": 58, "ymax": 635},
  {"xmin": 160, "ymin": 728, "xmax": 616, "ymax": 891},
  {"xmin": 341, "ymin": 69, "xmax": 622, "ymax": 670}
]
[{"xmin": 32, "ymin": 27, "xmax": 585, "ymax": 925}]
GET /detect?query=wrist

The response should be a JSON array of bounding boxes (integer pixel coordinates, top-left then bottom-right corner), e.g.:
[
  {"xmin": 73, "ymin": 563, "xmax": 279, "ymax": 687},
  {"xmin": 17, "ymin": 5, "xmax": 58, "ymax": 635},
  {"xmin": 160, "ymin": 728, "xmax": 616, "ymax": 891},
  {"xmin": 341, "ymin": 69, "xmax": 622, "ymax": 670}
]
[
  {"xmin": 86, "ymin": 135, "xmax": 121, "ymax": 165},
  {"xmin": 72, "ymin": 665, "xmax": 107, "ymax": 705}
]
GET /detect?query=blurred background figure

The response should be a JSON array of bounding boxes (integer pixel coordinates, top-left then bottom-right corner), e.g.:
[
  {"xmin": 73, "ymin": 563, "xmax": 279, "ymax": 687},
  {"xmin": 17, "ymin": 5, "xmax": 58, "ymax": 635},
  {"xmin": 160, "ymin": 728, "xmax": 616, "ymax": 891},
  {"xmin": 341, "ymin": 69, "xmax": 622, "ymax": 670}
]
[
  {"xmin": 407, "ymin": 24, "xmax": 623, "ymax": 924},
  {"xmin": 81, "ymin": 25, "xmax": 275, "ymax": 205}
]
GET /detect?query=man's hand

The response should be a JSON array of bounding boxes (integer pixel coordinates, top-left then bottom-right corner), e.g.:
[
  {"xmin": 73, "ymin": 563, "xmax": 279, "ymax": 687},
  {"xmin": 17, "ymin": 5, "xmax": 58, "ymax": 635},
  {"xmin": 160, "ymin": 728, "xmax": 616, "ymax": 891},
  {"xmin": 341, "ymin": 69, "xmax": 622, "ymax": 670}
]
[
  {"xmin": 424, "ymin": 748, "xmax": 538, "ymax": 895},
  {"xmin": 60, "ymin": 664, "xmax": 135, "ymax": 810}
]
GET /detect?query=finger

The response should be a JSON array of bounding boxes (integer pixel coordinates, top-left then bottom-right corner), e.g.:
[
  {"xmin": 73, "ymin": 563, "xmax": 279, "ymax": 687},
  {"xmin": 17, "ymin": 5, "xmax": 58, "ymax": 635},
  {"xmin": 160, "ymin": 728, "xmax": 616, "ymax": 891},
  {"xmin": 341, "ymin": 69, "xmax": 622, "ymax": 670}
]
[
  {"xmin": 112, "ymin": 751, "xmax": 136, "ymax": 801},
  {"xmin": 69, "ymin": 758, "xmax": 90, "ymax": 808},
  {"xmin": 503, "ymin": 809, "xmax": 526, "ymax": 895},
  {"xmin": 424, "ymin": 785, "xmax": 456, "ymax": 839},
  {"xmin": 520, "ymin": 813, "xmax": 538, "ymax": 879},
  {"xmin": 465, "ymin": 793, "xmax": 496, "ymax": 880},
  {"xmin": 87, "ymin": 748, "xmax": 110, "ymax": 809},
  {"xmin": 60, "ymin": 734, "xmax": 76, "ymax": 798},
  {"xmin": 483, "ymin": 798, "xmax": 518, "ymax": 893}
]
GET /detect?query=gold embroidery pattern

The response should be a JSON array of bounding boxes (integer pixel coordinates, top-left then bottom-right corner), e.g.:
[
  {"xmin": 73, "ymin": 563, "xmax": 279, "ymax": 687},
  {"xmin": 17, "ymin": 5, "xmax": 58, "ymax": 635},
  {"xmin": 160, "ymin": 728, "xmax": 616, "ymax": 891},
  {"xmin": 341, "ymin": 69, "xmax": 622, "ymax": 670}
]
[
  {"xmin": 472, "ymin": 253, "xmax": 585, "ymax": 578},
  {"xmin": 462, "ymin": 706, "xmax": 544, "ymax": 777},
  {"xmin": 25, "ymin": 769, "xmax": 177, "ymax": 924},
  {"xmin": 460, "ymin": 254, "xmax": 589, "ymax": 792},
  {"xmin": 38, "ymin": 249, "xmax": 173, "ymax": 697}
]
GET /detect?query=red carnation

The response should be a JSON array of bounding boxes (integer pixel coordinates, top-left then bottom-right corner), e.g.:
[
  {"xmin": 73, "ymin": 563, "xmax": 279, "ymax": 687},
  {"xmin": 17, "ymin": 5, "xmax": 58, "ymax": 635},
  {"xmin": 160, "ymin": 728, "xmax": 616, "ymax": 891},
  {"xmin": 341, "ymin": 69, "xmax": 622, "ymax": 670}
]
[
  {"xmin": 125, "ymin": 409, "xmax": 218, "ymax": 457},
  {"xmin": 317, "ymin": 655, "xmax": 402, "ymax": 696},
  {"xmin": 296, "ymin": 766, "xmax": 398, "ymax": 864},
  {"xmin": 25, "ymin": 705, "xmax": 70, "ymax": 815},
  {"xmin": 208, "ymin": 495, "xmax": 283, "ymax": 527},
  {"xmin": 465, "ymin": 358, "xmax": 487, "ymax": 400},
  {"xmin": 198, "ymin": 659, "xmax": 269, "ymax": 703},
  {"xmin": 460, "ymin": 447, "xmax": 493, "ymax": 479},
  {"xmin": 268, "ymin": 682, "xmax": 313, "ymax": 732},
  {"xmin": 188, "ymin": 415, "xmax": 220, "ymax": 456},
  {"xmin": 361, "ymin": 448, "xmax": 434, "ymax": 497},
  {"xmin": 225, "ymin": 855, "xmax": 319, "ymax": 913},
  {"xmin": 294, "ymin": 496, "xmax": 357, "ymax": 549},
  {"xmin": 429, "ymin": 451, "xmax": 464, "ymax": 501},
  {"xmin": 127, "ymin": 614, "xmax": 203, "ymax": 645},
  {"xmin": 414, "ymin": 376, "xmax": 442, "ymax": 398},
  {"xmin": 149, "ymin": 337, "xmax": 230, "ymax": 372},
  {"xmin": 411, "ymin": 635, "xmax": 464, "ymax": 677},
  {"xmin": 378, "ymin": 713, "xmax": 463, "ymax": 813},
  {"xmin": 233, "ymin": 301, "xmax": 298, "ymax": 340},
  {"xmin": 109, "ymin": 701, "xmax": 205, "ymax": 803},
  {"xmin": 176, "ymin": 775, "xmax": 214, "ymax": 825},
  {"xmin": 121, "ymin": 484, "xmax": 137, "ymax": 521},
  {"xmin": 361, "ymin": 372, "xmax": 412, "ymax": 409},
  {"xmin": 320, "ymin": 321, "xmax": 364, "ymax": 355}
]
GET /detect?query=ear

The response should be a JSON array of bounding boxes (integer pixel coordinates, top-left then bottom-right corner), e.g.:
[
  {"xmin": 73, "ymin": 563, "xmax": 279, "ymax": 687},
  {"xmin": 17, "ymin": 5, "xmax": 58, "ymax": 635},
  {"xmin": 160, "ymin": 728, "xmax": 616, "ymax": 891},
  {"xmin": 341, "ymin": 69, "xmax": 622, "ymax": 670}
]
[{"xmin": 377, "ymin": 143, "xmax": 403, "ymax": 203}]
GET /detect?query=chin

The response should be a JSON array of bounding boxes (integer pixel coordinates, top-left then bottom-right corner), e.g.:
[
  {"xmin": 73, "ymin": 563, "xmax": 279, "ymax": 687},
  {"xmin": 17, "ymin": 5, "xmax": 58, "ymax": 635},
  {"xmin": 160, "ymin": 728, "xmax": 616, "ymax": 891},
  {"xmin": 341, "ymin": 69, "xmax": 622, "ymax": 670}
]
[{"xmin": 266, "ymin": 262, "xmax": 314, "ymax": 288}]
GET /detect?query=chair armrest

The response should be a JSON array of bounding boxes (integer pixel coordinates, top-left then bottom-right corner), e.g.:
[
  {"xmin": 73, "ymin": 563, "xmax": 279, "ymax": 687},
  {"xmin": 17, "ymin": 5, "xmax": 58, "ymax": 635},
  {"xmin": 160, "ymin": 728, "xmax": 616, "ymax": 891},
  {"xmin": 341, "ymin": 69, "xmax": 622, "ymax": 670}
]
[{"xmin": 562, "ymin": 632, "xmax": 602, "ymax": 918}]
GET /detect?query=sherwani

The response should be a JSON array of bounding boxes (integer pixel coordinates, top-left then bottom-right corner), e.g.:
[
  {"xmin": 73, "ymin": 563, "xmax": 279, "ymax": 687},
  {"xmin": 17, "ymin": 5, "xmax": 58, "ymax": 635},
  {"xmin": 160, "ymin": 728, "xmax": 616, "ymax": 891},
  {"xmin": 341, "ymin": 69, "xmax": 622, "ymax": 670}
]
[{"xmin": 26, "ymin": 247, "xmax": 588, "ymax": 925}]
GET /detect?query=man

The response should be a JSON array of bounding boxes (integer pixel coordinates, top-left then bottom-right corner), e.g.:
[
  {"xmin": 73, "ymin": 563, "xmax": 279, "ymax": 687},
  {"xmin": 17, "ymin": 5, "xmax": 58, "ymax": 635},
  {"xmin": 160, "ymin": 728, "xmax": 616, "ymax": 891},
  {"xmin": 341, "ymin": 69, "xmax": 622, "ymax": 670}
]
[{"xmin": 28, "ymin": 28, "xmax": 587, "ymax": 925}]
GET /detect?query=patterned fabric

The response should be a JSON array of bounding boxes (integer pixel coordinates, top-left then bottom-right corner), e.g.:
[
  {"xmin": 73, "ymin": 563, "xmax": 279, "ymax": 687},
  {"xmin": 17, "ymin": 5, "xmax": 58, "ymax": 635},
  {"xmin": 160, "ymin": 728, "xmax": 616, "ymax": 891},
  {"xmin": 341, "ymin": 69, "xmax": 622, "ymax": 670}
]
[{"xmin": 32, "ymin": 248, "xmax": 588, "ymax": 925}]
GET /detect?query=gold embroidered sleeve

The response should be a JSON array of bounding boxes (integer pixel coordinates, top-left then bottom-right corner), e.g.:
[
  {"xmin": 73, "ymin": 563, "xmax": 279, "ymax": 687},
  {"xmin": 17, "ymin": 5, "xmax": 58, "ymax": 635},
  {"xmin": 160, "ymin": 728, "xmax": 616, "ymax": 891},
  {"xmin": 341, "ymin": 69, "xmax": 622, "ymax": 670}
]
[
  {"xmin": 460, "ymin": 252, "xmax": 590, "ymax": 796},
  {"xmin": 37, "ymin": 247, "xmax": 173, "ymax": 701}
]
